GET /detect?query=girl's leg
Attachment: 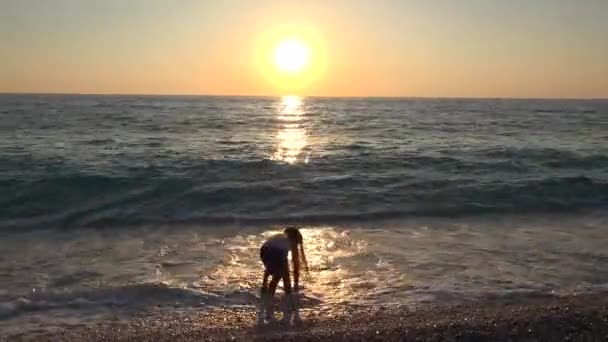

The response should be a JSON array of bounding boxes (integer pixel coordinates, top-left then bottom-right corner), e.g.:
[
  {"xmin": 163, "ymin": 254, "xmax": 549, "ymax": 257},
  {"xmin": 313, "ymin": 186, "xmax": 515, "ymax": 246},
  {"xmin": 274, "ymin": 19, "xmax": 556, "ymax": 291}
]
[
  {"xmin": 280, "ymin": 268, "xmax": 296, "ymax": 323},
  {"xmin": 282, "ymin": 271, "xmax": 292, "ymax": 293},
  {"xmin": 282, "ymin": 270, "xmax": 301, "ymax": 324},
  {"xmin": 265, "ymin": 275, "xmax": 282, "ymax": 321},
  {"xmin": 257, "ymin": 270, "xmax": 270, "ymax": 325},
  {"xmin": 261, "ymin": 270, "xmax": 269, "ymax": 294},
  {"xmin": 268, "ymin": 274, "xmax": 281, "ymax": 295}
]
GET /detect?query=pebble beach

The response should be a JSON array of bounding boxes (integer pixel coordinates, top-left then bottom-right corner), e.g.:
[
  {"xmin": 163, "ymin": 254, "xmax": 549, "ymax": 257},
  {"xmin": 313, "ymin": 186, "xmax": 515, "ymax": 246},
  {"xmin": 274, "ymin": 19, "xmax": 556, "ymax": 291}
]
[{"xmin": 12, "ymin": 293, "xmax": 607, "ymax": 342}]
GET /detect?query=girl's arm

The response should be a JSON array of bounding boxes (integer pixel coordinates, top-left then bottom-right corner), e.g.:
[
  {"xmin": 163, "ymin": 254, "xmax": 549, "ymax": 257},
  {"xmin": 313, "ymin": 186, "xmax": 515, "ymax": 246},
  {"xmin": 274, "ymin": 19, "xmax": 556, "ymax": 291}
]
[
  {"xmin": 292, "ymin": 244, "xmax": 309, "ymax": 292},
  {"xmin": 299, "ymin": 244, "xmax": 309, "ymax": 275},
  {"xmin": 292, "ymin": 247, "xmax": 300, "ymax": 291}
]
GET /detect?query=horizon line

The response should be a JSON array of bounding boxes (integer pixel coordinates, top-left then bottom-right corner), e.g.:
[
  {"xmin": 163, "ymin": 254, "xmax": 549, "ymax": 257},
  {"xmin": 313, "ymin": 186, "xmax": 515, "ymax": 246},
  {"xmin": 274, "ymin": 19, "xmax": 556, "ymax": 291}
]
[{"xmin": 1, "ymin": 91, "xmax": 606, "ymax": 101}]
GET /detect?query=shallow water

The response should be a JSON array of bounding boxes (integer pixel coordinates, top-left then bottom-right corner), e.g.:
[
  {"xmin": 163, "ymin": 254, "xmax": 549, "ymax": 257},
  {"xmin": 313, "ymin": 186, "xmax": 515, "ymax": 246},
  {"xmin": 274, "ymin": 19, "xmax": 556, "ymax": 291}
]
[{"xmin": 2, "ymin": 212, "xmax": 608, "ymax": 335}]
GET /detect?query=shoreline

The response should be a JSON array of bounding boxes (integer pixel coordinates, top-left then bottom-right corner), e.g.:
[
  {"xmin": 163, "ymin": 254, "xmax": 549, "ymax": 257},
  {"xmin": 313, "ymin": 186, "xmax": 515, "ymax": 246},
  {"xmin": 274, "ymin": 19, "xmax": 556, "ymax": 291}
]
[{"xmin": 21, "ymin": 293, "xmax": 608, "ymax": 342}]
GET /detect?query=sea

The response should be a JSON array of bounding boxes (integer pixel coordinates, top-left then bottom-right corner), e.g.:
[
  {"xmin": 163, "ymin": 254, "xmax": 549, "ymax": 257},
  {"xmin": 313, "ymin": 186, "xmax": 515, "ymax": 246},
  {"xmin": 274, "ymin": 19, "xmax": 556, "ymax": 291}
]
[{"xmin": 1, "ymin": 94, "xmax": 607, "ymax": 336}]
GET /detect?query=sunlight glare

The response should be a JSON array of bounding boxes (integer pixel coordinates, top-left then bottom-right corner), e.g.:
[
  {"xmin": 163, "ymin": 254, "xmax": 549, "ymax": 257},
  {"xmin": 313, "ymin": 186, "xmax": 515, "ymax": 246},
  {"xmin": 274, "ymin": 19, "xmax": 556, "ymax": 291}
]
[
  {"xmin": 272, "ymin": 96, "xmax": 307, "ymax": 164},
  {"xmin": 273, "ymin": 39, "xmax": 310, "ymax": 74},
  {"xmin": 255, "ymin": 27, "xmax": 326, "ymax": 91}
]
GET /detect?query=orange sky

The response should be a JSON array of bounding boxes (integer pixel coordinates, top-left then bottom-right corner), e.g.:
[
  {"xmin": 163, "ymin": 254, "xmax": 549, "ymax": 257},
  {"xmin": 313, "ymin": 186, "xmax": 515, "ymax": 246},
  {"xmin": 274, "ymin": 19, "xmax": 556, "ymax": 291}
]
[{"xmin": 2, "ymin": 1, "xmax": 607, "ymax": 98}]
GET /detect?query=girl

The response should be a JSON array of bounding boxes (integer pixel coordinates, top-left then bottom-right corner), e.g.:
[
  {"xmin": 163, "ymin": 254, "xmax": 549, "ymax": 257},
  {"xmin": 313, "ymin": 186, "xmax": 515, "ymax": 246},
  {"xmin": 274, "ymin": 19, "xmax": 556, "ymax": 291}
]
[{"xmin": 258, "ymin": 226, "xmax": 309, "ymax": 325}]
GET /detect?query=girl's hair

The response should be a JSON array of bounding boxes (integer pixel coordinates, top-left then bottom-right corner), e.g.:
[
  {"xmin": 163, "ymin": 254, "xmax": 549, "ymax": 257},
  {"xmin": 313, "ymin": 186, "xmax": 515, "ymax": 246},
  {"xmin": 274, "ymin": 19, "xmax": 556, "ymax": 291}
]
[
  {"xmin": 284, "ymin": 226, "xmax": 303, "ymax": 244},
  {"xmin": 284, "ymin": 226, "xmax": 309, "ymax": 274}
]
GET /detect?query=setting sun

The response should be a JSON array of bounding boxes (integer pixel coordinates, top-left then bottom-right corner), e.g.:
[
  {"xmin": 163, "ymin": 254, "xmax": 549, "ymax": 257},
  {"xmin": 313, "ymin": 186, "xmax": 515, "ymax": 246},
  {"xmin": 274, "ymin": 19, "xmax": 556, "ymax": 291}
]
[
  {"xmin": 255, "ymin": 27, "xmax": 326, "ymax": 93},
  {"xmin": 273, "ymin": 39, "xmax": 310, "ymax": 74}
]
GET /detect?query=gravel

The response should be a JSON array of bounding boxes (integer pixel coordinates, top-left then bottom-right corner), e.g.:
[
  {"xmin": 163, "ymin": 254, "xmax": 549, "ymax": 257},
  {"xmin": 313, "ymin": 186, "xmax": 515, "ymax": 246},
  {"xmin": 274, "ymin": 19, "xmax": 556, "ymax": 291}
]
[{"xmin": 7, "ymin": 293, "xmax": 608, "ymax": 342}]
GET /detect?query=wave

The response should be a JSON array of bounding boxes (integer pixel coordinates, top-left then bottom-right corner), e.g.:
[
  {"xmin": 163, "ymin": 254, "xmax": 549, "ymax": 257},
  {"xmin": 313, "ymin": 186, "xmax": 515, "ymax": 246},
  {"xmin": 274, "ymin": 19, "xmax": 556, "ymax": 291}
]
[
  {"xmin": 1, "ymin": 171, "xmax": 606, "ymax": 229},
  {"xmin": 534, "ymin": 108, "xmax": 597, "ymax": 114},
  {"xmin": 1, "ymin": 147, "xmax": 607, "ymax": 229},
  {"xmin": 2, "ymin": 147, "xmax": 606, "ymax": 178},
  {"xmin": 0, "ymin": 282, "xmax": 256, "ymax": 320},
  {"xmin": 480, "ymin": 147, "xmax": 608, "ymax": 167}
]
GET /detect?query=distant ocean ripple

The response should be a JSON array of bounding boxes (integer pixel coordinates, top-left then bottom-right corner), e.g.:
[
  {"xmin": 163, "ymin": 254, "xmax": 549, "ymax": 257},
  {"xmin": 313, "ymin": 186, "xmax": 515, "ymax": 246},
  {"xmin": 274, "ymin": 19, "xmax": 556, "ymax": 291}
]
[{"xmin": 1, "ymin": 95, "xmax": 607, "ymax": 229}]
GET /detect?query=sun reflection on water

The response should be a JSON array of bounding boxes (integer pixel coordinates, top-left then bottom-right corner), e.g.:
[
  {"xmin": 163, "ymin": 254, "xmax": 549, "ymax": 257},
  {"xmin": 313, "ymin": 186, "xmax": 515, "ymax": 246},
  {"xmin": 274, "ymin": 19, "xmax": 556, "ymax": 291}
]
[
  {"xmin": 272, "ymin": 96, "xmax": 308, "ymax": 164},
  {"xmin": 193, "ymin": 226, "xmax": 370, "ymax": 316}
]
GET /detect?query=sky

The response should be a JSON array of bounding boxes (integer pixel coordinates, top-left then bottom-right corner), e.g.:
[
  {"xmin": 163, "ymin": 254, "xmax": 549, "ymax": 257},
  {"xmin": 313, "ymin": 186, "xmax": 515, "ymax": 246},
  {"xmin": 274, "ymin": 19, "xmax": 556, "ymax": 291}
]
[{"xmin": 1, "ymin": 0, "xmax": 607, "ymax": 98}]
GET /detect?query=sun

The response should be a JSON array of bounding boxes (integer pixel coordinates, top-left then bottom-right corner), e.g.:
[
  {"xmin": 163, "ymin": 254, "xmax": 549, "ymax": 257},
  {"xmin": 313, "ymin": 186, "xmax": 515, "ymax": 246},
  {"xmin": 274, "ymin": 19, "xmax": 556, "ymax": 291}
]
[
  {"xmin": 255, "ymin": 28, "xmax": 326, "ymax": 91},
  {"xmin": 273, "ymin": 39, "xmax": 310, "ymax": 74}
]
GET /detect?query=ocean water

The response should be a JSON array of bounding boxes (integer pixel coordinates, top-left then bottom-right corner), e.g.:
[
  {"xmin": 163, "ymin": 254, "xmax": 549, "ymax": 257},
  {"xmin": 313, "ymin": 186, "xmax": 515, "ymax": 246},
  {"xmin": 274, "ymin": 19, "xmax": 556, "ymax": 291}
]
[{"xmin": 1, "ymin": 94, "xmax": 607, "ymax": 336}]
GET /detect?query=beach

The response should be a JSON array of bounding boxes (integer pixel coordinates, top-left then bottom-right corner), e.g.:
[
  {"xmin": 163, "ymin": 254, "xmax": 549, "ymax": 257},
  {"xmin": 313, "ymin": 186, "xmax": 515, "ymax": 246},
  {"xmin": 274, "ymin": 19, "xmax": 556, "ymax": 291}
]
[{"xmin": 18, "ymin": 293, "xmax": 607, "ymax": 341}]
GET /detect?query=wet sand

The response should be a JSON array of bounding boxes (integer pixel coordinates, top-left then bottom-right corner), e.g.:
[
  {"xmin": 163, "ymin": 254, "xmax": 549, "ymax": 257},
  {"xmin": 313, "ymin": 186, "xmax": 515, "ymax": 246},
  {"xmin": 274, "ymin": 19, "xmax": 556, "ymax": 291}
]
[{"xmin": 11, "ymin": 293, "xmax": 608, "ymax": 341}]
